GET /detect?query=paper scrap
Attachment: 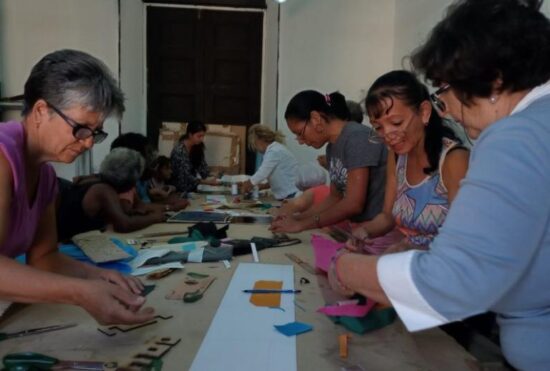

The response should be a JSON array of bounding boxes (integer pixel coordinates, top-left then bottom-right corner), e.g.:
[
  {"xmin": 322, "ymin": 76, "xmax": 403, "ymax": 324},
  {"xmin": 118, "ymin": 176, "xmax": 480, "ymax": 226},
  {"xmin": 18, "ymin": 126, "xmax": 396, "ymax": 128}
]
[
  {"xmin": 274, "ymin": 322, "xmax": 313, "ymax": 337},
  {"xmin": 317, "ymin": 300, "xmax": 376, "ymax": 317},
  {"xmin": 131, "ymin": 262, "xmax": 185, "ymax": 276},
  {"xmin": 188, "ymin": 247, "xmax": 205, "ymax": 263},
  {"xmin": 250, "ymin": 280, "xmax": 283, "ymax": 307},
  {"xmin": 223, "ymin": 260, "xmax": 231, "ymax": 269},
  {"xmin": 251, "ymin": 242, "xmax": 259, "ymax": 262}
]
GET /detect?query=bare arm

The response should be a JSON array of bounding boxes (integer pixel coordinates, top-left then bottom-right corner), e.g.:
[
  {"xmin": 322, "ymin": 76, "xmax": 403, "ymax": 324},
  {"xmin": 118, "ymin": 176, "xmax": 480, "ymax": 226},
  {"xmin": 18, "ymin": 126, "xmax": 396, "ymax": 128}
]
[
  {"xmin": 441, "ymin": 148, "xmax": 470, "ymax": 203},
  {"xmin": 299, "ymin": 167, "xmax": 369, "ymax": 229},
  {"xmin": 86, "ymin": 184, "xmax": 166, "ymax": 233},
  {"xmin": 358, "ymin": 151, "xmax": 397, "ymax": 237},
  {"xmin": 271, "ymin": 167, "xmax": 368, "ymax": 232},
  {"xmin": 0, "ymin": 157, "xmax": 153, "ymax": 324},
  {"xmin": 329, "ymin": 253, "xmax": 391, "ymax": 305},
  {"xmin": 274, "ymin": 190, "xmax": 314, "ymax": 216}
]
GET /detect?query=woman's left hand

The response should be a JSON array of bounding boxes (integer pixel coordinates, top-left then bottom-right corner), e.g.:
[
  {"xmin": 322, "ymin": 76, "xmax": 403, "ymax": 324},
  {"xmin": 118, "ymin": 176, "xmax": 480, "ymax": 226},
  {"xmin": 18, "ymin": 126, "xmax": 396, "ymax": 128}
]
[
  {"xmin": 89, "ymin": 268, "xmax": 144, "ymax": 295},
  {"xmin": 328, "ymin": 250, "xmax": 355, "ymax": 296}
]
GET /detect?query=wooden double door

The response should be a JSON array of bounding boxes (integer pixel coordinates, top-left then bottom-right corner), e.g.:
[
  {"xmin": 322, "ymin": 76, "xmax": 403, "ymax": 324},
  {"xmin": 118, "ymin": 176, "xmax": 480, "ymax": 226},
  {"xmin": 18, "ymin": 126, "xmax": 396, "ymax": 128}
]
[{"xmin": 147, "ymin": 6, "xmax": 263, "ymax": 172}]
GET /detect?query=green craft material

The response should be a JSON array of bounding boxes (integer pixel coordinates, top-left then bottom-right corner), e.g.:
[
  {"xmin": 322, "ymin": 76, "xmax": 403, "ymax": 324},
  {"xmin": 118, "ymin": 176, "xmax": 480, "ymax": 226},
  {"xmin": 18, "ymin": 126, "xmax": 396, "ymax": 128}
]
[
  {"xmin": 167, "ymin": 230, "xmax": 220, "ymax": 247},
  {"xmin": 329, "ymin": 307, "xmax": 397, "ymax": 334}
]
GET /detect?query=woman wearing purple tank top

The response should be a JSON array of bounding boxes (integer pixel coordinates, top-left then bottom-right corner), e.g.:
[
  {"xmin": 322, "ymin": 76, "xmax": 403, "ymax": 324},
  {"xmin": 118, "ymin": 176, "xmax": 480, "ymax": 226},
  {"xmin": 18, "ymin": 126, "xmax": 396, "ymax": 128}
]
[{"xmin": 0, "ymin": 50, "xmax": 155, "ymax": 325}]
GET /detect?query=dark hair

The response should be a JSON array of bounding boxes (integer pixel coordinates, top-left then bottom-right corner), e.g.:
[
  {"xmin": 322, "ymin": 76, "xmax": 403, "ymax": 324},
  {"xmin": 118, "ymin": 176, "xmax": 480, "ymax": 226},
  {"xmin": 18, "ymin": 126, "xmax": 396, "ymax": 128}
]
[
  {"xmin": 111, "ymin": 132, "xmax": 156, "ymax": 172},
  {"xmin": 284, "ymin": 90, "xmax": 351, "ymax": 122},
  {"xmin": 346, "ymin": 100, "xmax": 364, "ymax": 123},
  {"xmin": 366, "ymin": 70, "xmax": 459, "ymax": 174},
  {"xmin": 152, "ymin": 155, "xmax": 171, "ymax": 171},
  {"xmin": 411, "ymin": 0, "xmax": 550, "ymax": 104},
  {"xmin": 179, "ymin": 120, "xmax": 207, "ymax": 171},
  {"xmin": 23, "ymin": 49, "xmax": 125, "ymax": 119}
]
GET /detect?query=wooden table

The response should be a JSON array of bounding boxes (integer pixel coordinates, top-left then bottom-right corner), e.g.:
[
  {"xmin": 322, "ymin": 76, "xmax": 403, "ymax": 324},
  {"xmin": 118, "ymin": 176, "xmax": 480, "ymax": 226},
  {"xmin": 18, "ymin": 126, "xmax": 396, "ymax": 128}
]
[{"xmin": 0, "ymin": 206, "xmax": 478, "ymax": 370}]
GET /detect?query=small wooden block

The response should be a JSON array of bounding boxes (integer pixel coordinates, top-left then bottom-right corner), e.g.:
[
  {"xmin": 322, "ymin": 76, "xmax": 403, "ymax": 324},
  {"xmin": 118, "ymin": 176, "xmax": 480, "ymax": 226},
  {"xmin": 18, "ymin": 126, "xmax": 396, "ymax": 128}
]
[{"xmin": 339, "ymin": 333, "xmax": 351, "ymax": 359}]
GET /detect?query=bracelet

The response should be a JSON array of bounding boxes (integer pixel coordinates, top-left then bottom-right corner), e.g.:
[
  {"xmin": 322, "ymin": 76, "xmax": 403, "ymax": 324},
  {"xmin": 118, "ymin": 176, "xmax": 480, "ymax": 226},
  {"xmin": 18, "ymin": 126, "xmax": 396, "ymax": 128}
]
[
  {"xmin": 331, "ymin": 249, "xmax": 352, "ymax": 292},
  {"xmin": 313, "ymin": 213, "xmax": 321, "ymax": 228}
]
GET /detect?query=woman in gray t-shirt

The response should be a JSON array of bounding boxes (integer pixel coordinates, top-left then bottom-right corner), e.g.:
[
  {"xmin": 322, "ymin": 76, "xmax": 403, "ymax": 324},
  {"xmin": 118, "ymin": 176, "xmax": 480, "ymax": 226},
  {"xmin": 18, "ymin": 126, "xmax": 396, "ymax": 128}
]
[{"xmin": 271, "ymin": 90, "xmax": 387, "ymax": 232}]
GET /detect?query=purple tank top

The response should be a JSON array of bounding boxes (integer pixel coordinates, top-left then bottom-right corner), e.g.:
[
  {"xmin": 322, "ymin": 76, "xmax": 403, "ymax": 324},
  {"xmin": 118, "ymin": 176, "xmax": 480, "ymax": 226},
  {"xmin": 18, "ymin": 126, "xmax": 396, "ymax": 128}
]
[{"xmin": 0, "ymin": 122, "xmax": 57, "ymax": 258}]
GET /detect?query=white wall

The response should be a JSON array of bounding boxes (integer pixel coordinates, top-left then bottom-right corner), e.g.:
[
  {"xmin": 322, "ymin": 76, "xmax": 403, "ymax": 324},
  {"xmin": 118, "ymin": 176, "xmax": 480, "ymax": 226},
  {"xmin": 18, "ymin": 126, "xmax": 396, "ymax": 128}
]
[
  {"xmin": 393, "ymin": 0, "xmax": 453, "ymax": 69},
  {"xmin": 120, "ymin": 0, "xmax": 146, "ymax": 135},
  {"xmin": 0, "ymin": 0, "xmax": 119, "ymax": 179},
  {"xmin": 277, "ymin": 0, "xmax": 395, "ymax": 165}
]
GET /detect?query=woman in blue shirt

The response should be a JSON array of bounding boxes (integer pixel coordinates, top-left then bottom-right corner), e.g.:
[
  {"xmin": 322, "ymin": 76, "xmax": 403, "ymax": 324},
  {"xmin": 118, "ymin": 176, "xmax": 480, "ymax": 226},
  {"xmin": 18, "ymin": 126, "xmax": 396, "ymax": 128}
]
[{"xmin": 329, "ymin": 1, "xmax": 550, "ymax": 369}]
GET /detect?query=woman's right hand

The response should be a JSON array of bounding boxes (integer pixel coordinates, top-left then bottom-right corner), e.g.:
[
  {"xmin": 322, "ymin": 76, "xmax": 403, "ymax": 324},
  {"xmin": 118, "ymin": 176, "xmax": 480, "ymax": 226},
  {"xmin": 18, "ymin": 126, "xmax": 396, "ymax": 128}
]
[
  {"xmin": 345, "ymin": 226, "xmax": 371, "ymax": 252},
  {"xmin": 77, "ymin": 280, "xmax": 156, "ymax": 325}
]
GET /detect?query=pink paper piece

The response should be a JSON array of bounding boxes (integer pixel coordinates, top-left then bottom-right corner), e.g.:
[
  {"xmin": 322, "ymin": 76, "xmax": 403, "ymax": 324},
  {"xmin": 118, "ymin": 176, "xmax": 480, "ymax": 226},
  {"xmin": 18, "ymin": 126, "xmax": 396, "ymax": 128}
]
[
  {"xmin": 311, "ymin": 234, "xmax": 345, "ymax": 272},
  {"xmin": 317, "ymin": 300, "xmax": 376, "ymax": 317}
]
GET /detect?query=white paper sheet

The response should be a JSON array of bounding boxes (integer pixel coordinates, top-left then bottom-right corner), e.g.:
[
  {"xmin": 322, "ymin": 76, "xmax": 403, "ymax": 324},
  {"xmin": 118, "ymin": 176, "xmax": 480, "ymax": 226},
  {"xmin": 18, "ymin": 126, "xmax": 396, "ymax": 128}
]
[{"xmin": 190, "ymin": 263, "xmax": 297, "ymax": 371}]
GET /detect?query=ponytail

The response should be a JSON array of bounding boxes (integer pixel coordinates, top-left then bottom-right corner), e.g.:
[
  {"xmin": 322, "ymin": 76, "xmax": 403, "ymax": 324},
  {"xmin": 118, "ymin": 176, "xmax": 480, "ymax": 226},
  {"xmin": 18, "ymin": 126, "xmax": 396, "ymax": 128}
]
[{"xmin": 284, "ymin": 90, "xmax": 351, "ymax": 121}]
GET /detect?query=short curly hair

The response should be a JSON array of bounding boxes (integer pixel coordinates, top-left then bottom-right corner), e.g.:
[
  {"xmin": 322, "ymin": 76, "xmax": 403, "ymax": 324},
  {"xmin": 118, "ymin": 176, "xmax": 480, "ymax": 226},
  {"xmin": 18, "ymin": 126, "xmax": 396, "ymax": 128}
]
[
  {"xmin": 411, "ymin": 0, "xmax": 550, "ymax": 104},
  {"xmin": 100, "ymin": 148, "xmax": 145, "ymax": 193}
]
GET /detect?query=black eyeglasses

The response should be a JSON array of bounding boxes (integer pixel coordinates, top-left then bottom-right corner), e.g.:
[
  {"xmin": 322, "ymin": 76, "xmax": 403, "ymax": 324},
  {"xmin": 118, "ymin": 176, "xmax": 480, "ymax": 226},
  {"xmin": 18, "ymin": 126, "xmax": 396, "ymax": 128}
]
[
  {"xmin": 46, "ymin": 101, "xmax": 108, "ymax": 144},
  {"xmin": 296, "ymin": 119, "xmax": 309, "ymax": 140},
  {"xmin": 430, "ymin": 84, "xmax": 451, "ymax": 114}
]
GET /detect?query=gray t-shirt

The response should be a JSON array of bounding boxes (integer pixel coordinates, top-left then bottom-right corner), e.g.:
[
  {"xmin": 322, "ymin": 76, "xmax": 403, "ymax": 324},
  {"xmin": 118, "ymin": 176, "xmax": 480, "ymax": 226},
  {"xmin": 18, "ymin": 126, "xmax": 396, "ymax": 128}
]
[{"xmin": 326, "ymin": 121, "xmax": 387, "ymax": 222}]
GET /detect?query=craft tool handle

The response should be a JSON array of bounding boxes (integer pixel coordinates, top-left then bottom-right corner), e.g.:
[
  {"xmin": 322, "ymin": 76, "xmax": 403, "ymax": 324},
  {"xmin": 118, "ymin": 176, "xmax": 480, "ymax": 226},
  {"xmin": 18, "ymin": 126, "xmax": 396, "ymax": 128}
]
[{"xmin": 3, "ymin": 352, "xmax": 58, "ymax": 370}]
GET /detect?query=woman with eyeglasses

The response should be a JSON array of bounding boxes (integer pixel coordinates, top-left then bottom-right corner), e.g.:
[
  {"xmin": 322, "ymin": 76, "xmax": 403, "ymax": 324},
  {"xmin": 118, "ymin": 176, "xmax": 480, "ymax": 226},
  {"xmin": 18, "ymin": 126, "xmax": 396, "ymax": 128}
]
[
  {"xmin": 345, "ymin": 70, "xmax": 469, "ymax": 254},
  {"xmin": 0, "ymin": 50, "xmax": 155, "ymax": 325},
  {"xmin": 329, "ymin": 1, "xmax": 550, "ymax": 368},
  {"xmin": 271, "ymin": 90, "xmax": 387, "ymax": 233}
]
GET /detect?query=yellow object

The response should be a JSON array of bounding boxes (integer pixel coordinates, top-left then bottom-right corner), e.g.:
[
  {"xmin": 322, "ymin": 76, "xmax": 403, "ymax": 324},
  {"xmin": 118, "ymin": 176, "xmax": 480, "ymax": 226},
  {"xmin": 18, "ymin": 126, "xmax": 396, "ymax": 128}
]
[
  {"xmin": 249, "ymin": 280, "xmax": 283, "ymax": 307},
  {"xmin": 339, "ymin": 333, "xmax": 351, "ymax": 358}
]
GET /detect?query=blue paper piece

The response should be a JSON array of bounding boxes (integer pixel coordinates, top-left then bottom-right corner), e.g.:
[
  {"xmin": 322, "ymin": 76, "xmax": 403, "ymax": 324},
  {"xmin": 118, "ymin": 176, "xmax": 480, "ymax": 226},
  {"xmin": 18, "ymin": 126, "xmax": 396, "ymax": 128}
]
[{"xmin": 274, "ymin": 321, "xmax": 313, "ymax": 337}]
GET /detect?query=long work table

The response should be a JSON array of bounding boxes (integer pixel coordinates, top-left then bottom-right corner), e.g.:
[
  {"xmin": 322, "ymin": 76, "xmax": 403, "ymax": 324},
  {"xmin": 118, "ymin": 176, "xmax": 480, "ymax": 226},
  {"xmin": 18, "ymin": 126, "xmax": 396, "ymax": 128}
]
[{"xmin": 0, "ymin": 199, "xmax": 478, "ymax": 370}]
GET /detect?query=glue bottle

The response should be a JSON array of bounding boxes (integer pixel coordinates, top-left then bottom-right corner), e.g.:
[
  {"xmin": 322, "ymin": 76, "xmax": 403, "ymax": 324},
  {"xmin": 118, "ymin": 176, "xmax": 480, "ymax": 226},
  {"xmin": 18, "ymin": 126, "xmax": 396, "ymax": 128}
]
[
  {"xmin": 252, "ymin": 185, "xmax": 260, "ymax": 200},
  {"xmin": 231, "ymin": 182, "xmax": 239, "ymax": 196}
]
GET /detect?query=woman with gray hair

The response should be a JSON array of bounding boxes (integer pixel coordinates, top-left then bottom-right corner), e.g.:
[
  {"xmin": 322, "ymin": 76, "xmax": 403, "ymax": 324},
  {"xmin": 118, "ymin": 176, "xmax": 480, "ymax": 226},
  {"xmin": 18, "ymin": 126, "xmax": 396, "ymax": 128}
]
[
  {"xmin": 0, "ymin": 50, "xmax": 155, "ymax": 325},
  {"xmin": 56, "ymin": 147, "xmax": 166, "ymax": 241}
]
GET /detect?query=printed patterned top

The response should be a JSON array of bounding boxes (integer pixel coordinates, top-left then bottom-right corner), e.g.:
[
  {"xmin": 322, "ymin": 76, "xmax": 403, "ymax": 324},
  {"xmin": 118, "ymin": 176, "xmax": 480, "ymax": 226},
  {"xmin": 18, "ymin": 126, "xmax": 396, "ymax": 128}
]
[
  {"xmin": 392, "ymin": 138, "xmax": 460, "ymax": 247},
  {"xmin": 170, "ymin": 142, "xmax": 209, "ymax": 194}
]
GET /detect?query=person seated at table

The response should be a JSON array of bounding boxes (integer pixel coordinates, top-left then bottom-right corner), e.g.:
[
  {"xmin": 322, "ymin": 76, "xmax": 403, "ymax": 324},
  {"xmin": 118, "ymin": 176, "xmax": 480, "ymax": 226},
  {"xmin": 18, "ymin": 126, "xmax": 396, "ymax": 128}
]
[
  {"xmin": 240, "ymin": 124, "xmax": 299, "ymax": 200},
  {"xmin": 56, "ymin": 148, "xmax": 167, "ymax": 242},
  {"xmin": 273, "ymin": 163, "xmax": 329, "ymax": 216},
  {"xmin": 110, "ymin": 132, "xmax": 156, "ymax": 203},
  {"xmin": 170, "ymin": 120, "xmax": 220, "ymax": 194},
  {"xmin": 146, "ymin": 155, "xmax": 177, "ymax": 202},
  {"xmin": 271, "ymin": 90, "xmax": 387, "ymax": 233},
  {"xmin": 329, "ymin": 1, "xmax": 550, "ymax": 368},
  {"xmin": 109, "ymin": 133, "xmax": 188, "ymax": 213},
  {"xmin": 346, "ymin": 70, "xmax": 469, "ymax": 254},
  {"xmin": 317, "ymin": 99, "xmax": 364, "ymax": 170},
  {"xmin": 0, "ymin": 49, "xmax": 154, "ymax": 324}
]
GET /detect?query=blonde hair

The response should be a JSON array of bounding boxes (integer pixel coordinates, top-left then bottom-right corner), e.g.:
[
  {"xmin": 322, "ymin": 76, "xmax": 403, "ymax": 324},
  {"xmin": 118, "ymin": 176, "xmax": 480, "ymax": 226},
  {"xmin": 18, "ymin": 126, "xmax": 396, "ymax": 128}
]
[{"xmin": 248, "ymin": 124, "xmax": 285, "ymax": 151}]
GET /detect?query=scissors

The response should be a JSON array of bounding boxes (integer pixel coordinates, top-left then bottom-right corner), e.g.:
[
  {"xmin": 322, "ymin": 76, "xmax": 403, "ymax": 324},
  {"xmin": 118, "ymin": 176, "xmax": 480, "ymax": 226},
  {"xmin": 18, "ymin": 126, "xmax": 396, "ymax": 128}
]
[
  {"xmin": 0, "ymin": 323, "xmax": 77, "ymax": 342},
  {"xmin": 2, "ymin": 352, "xmax": 116, "ymax": 370}
]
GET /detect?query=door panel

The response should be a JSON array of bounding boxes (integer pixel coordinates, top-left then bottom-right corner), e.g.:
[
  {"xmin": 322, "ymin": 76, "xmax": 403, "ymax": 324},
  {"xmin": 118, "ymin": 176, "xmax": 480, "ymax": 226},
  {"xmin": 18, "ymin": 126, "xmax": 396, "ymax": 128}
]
[{"xmin": 147, "ymin": 7, "xmax": 263, "ymax": 172}]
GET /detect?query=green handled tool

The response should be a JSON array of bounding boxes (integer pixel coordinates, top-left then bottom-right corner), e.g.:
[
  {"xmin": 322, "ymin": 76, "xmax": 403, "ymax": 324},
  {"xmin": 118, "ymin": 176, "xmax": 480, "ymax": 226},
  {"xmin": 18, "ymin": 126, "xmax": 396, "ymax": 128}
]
[
  {"xmin": 0, "ymin": 323, "xmax": 77, "ymax": 342},
  {"xmin": 2, "ymin": 352, "xmax": 115, "ymax": 370}
]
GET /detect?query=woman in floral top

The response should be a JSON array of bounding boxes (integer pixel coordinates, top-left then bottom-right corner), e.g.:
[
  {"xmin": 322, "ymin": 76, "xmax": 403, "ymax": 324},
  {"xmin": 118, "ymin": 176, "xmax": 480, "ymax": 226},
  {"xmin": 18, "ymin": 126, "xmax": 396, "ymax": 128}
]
[{"xmin": 170, "ymin": 121, "xmax": 219, "ymax": 194}]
